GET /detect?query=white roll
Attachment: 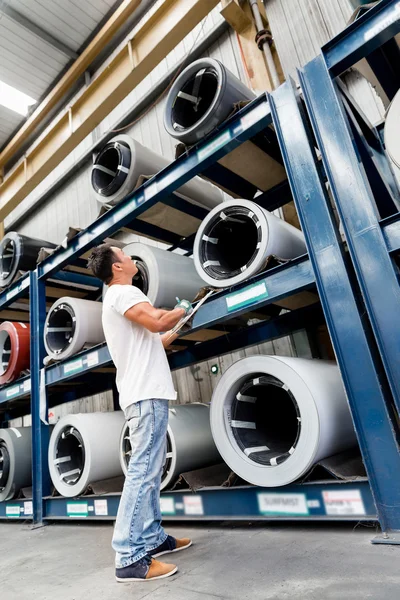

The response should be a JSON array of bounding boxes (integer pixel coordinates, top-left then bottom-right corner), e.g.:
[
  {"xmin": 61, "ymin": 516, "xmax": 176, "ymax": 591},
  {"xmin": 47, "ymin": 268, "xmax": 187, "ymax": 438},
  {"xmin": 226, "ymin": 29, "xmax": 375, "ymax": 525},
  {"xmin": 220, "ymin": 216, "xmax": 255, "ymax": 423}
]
[
  {"xmin": 210, "ymin": 356, "xmax": 357, "ymax": 487},
  {"xmin": 120, "ymin": 403, "xmax": 221, "ymax": 490},
  {"xmin": 44, "ymin": 297, "xmax": 104, "ymax": 361},
  {"xmin": 384, "ymin": 89, "xmax": 400, "ymax": 170},
  {"xmin": 0, "ymin": 427, "xmax": 32, "ymax": 502},
  {"xmin": 48, "ymin": 412, "xmax": 124, "ymax": 497},
  {"xmin": 91, "ymin": 134, "xmax": 223, "ymax": 209},
  {"xmin": 120, "ymin": 243, "xmax": 204, "ymax": 307},
  {"xmin": 193, "ymin": 199, "xmax": 306, "ymax": 287}
]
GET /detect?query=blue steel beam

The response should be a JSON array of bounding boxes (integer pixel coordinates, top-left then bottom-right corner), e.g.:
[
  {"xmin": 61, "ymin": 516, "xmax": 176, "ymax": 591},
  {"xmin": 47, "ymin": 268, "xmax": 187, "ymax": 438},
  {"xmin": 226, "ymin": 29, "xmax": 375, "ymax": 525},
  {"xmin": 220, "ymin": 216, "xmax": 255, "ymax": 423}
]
[
  {"xmin": 0, "ymin": 376, "xmax": 31, "ymax": 407},
  {"xmin": 45, "ymin": 343, "xmax": 112, "ymax": 387},
  {"xmin": 190, "ymin": 256, "xmax": 314, "ymax": 332},
  {"xmin": 322, "ymin": 0, "xmax": 400, "ymax": 76},
  {"xmin": 49, "ymin": 271, "xmax": 102, "ymax": 289},
  {"xmin": 37, "ymin": 95, "xmax": 272, "ymax": 279},
  {"xmin": 169, "ymin": 303, "xmax": 324, "ymax": 370},
  {"xmin": 41, "ymin": 480, "xmax": 376, "ymax": 521},
  {"xmin": 270, "ymin": 79, "xmax": 400, "ymax": 536},
  {"xmin": 0, "ymin": 272, "xmax": 30, "ymax": 311},
  {"xmin": 29, "ymin": 270, "xmax": 51, "ymax": 525},
  {"xmin": 381, "ymin": 215, "xmax": 400, "ymax": 251},
  {"xmin": 301, "ymin": 56, "xmax": 400, "ymax": 425}
]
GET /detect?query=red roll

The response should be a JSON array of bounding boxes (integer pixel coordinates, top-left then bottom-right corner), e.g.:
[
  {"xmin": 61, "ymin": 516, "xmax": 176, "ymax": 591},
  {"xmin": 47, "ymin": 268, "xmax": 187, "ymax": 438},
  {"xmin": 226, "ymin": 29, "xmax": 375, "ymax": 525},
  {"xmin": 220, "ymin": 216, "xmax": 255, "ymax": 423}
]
[{"xmin": 0, "ymin": 322, "xmax": 30, "ymax": 385}]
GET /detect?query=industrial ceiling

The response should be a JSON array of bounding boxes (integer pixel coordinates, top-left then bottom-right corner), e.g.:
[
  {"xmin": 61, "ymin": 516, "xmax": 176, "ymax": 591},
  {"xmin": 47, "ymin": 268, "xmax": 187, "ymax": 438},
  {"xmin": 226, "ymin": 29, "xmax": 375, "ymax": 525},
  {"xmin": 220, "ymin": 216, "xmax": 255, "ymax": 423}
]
[{"xmin": 0, "ymin": 0, "xmax": 122, "ymax": 151}]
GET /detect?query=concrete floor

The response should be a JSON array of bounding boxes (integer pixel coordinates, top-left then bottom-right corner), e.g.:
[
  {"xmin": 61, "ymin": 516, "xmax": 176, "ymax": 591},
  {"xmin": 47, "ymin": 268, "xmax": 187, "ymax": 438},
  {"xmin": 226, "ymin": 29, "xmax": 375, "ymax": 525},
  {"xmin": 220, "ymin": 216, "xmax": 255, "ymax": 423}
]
[{"xmin": 0, "ymin": 520, "xmax": 399, "ymax": 600}]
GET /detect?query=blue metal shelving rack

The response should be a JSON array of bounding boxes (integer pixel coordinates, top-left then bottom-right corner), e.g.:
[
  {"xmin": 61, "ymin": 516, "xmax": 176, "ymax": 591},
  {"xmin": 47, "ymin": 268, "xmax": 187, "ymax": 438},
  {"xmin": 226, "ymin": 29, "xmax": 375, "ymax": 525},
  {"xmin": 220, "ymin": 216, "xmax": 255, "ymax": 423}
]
[{"xmin": 1, "ymin": 0, "xmax": 400, "ymax": 539}]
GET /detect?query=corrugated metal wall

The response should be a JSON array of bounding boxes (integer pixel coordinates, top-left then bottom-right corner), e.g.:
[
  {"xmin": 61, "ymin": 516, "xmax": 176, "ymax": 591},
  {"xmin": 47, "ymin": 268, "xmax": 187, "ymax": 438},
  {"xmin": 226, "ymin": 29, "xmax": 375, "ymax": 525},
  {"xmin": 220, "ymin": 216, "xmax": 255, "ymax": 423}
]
[{"xmin": 265, "ymin": 0, "xmax": 386, "ymax": 124}]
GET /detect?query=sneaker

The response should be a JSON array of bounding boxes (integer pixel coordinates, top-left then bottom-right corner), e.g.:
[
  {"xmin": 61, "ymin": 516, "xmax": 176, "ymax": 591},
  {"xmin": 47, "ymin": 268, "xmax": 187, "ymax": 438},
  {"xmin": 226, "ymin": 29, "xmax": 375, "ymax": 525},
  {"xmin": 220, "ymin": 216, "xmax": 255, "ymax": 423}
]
[
  {"xmin": 149, "ymin": 535, "xmax": 192, "ymax": 558},
  {"xmin": 116, "ymin": 556, "xmax": 177, "ymax": 582}
]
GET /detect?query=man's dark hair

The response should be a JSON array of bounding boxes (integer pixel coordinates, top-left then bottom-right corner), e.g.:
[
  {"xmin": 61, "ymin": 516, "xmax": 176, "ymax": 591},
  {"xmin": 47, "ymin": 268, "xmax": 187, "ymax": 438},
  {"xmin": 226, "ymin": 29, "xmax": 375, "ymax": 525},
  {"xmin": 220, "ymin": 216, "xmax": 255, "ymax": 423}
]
[{"xmin": 87, "ymin": 244, "xmax": 119, "ymax": 284}]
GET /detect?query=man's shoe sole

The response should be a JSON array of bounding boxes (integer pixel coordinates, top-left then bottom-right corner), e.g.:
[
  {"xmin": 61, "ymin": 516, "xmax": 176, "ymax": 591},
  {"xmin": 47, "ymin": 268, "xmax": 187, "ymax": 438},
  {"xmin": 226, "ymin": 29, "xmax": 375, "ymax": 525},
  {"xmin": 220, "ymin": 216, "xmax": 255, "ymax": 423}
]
[
  {"xmin": 152, "ymin": 540, "xmax": 193, "ymax": 558},
  {"xmin": 116, "ymin": 565, "xmax": 178, "ymax": 582}
]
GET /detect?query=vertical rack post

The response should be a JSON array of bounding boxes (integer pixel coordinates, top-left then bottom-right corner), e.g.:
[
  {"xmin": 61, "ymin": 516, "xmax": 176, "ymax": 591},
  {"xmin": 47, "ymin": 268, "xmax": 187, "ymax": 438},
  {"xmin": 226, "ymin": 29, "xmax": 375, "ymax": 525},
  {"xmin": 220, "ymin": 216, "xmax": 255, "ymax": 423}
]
[
  {"xmin": 30, "ymin": 270, "xmax": 51, "ymax": 525},
  {"xmin": 299, "ymin": 55, "xmax": 400, "ymax": 422},
  {"xmin": 269, "ymin": 79, "xmax": 400, "ymax": 539}
]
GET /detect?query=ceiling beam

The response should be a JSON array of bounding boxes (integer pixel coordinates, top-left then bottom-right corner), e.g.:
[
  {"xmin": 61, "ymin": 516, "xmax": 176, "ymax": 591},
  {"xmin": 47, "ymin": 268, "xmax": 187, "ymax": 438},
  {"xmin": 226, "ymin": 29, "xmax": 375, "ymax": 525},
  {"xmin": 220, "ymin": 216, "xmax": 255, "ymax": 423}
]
[
  {"xmin": 0, "ymin": 0, "xmax": 219, "ymax": 222},
  {"xmin": 1, "ymin": 5, "xmax": 78, "ymax": 59},
  {"xmin": 0, "ymin": 0, "xmax": 144, "ymax": 172}
]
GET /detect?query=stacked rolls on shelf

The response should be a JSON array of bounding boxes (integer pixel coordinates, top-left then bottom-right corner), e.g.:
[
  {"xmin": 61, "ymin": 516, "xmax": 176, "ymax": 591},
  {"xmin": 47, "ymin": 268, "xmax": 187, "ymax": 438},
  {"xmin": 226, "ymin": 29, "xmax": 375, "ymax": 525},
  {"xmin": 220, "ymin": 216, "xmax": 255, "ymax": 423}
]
[
  {"xmin": 105, "ymin": 242, "xmax": 204, "ymax": 308},
  {"xmin": 91, "ymin": 135, "xmax": 223, "ymax": 209},
  {"xmin": 0, "ymin": 232, "xmax": 56, "ymax": 288},
  {"xmin": 193, "ymin": 199, "xmax": 306, "ymax": 287},
  {"xmin": 48, "ymin": 412, "xmax": 125, "ymax": 497},
  {"xmin": 164, "ymin": 58, "xmax": 255, "ymax": 145},
  {"xmin": 44, "ymin": 298, "xmax": 104, "ymax": 361},
  {"xmin": 210, "ymin": 356, "xmax": 357, "ymax": 487},
  {"xmin": 120, "ymin": 403, "xmax": 221, "ymax": 490},
  {"xmin": 0, "ymin": 322, "xmax": 30, "ymax": 384},
  {"xmin": 0, "ymin": 427, "xmax": 32, "ymax": 502}
]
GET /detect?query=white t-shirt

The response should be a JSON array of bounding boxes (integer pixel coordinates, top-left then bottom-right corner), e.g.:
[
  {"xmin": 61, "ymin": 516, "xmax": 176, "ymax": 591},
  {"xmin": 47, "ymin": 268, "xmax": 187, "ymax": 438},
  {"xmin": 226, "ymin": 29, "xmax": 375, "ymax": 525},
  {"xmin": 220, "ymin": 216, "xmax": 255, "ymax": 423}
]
[{"xmin": 102, "ymin": 284, "xmax": 177, "ymax": 410}]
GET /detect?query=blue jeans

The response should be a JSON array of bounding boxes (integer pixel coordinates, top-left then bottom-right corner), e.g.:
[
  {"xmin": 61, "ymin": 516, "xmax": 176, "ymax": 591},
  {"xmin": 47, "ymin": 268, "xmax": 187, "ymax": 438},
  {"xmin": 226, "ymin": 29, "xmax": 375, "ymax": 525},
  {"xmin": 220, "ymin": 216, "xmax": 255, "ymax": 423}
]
[{"xmin": 112, "ymin": 398, "xmax": 169, "ymax": 568}]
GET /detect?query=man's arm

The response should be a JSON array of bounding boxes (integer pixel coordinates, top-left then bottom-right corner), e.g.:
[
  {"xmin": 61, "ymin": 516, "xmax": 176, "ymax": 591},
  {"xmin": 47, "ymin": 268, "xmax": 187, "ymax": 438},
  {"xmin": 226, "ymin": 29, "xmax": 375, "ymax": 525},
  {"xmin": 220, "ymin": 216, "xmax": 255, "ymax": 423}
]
[{"xmin": 124, "ymin": 302, "xmax": 185, "ymax": 333}]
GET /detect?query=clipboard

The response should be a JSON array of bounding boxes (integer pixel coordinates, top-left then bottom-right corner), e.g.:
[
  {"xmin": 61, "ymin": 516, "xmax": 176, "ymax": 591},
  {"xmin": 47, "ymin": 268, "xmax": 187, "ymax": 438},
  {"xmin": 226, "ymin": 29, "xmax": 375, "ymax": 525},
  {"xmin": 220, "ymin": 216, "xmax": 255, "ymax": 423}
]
[{"xmin": 165, "ymin": 289, "xmax": 215, "ymax": 342}]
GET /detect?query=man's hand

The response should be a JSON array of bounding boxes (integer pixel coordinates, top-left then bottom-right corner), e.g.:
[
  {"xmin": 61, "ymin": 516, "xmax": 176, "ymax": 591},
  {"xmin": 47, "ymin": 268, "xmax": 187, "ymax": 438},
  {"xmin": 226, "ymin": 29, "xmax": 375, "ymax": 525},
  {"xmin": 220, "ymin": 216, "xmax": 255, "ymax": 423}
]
[{"xmin": 174, "ymin": 298, "xmax": 193, "ymax": 316}]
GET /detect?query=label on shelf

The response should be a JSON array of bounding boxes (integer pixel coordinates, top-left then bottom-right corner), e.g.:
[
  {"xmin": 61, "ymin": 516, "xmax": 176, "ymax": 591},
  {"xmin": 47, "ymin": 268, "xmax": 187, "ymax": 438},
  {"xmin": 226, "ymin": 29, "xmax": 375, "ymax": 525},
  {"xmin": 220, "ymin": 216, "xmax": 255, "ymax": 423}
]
[
  {"xmin": 6, "ymin": 386, "xmax": 20, "ymax": 398},
  {"xmin": 6, "ymin": 505, "xmax": 22, "ymax": 518},
  {"xmin": 160, "ymin": 497, "xmax": 176, "ymax": 516},
  {"xmin": 364, "ymin": 3, "xmax": 400, "ymax": 42},
  {"xmin": 258, "ymin": 493, "xmax": 309, "ymax": 516},
  {"xmin": 24, "ymin": 501, "xmax": 33, "ymax": 516},
  {"xmin": 198, "ymin": 131, "xmax": 231, "ymax": 162},
  {"xmin": 94, "ymin": 500, "xmax": 108, "ymax": 516},
  {"xmin": 67, "ymin": 502, "xmax": 89, "ymax": 517},
  {"xmin": 322, "ymin": 489, "xmax": 366, "ymax": 516},
  {"xmin": 23, "ymin": 379, "xmax": 31, "ymax": 393},
  {"xmin": 86, "ymin": 351, "xmax": 99, "ymax": 368},
  {"xmin": 183, "ymin": 495, "xmax": 204, "ymax": 516},
  {"xmin": 226, "ymin": 282, "xmax": 269, "ymax": 312},
  {"xmin": 64, "ymin": 359, "xmax": 83, "ymax": 375},
  {"xmin": 307, "ymin": 499, "xmax": 321, "ymax": 509}
]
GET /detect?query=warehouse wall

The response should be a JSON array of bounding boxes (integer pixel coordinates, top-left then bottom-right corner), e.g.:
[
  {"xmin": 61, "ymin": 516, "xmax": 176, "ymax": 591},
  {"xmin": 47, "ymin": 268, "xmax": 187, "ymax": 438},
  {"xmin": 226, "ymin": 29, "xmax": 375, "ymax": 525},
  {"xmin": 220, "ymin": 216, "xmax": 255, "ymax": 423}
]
[{"xmin": 265, "ymin": 0, "xmax": 385, "ymax": 123}]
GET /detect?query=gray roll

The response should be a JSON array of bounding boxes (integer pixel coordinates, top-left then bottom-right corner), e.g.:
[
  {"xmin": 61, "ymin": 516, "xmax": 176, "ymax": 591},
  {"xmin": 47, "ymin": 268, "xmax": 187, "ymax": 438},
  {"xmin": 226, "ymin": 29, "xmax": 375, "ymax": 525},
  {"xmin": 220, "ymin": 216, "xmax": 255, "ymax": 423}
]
[
  {"xmin": 120, "ymin": 403, "xmax": 221, "ymax": 490},
  {"xmin": 210, "ymin": 356, "xmax": 357, "ymax": 487},
  {"xmin": 120, "ymin": 242, "xmax": 204, "ymax": 307},
  {"xmin": 164, "ymin": 58, "xmax": 256, "ymax": 145},
  {"xmin": 193, "ymin": 199, "xmax": 306, "ymax": 288},
  {"xmin": 0, "ymin": 427, "xmax": 32, "ymax": 502},
  {"xmin": 48, "ymin": 412, "xmax": 125, "ymax": 498},
  {"xmin": 91, "ymin": 135, "xmax": 223, "ymax": 209}
]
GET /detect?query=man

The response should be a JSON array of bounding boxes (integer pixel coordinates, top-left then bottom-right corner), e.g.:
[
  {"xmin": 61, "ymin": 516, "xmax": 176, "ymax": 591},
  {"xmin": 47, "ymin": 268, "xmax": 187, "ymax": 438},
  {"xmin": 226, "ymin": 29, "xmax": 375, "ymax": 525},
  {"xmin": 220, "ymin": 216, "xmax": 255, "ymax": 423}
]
[{"xmin": 88, "ymin": 243, "xmax": 193, "ymax": 583}]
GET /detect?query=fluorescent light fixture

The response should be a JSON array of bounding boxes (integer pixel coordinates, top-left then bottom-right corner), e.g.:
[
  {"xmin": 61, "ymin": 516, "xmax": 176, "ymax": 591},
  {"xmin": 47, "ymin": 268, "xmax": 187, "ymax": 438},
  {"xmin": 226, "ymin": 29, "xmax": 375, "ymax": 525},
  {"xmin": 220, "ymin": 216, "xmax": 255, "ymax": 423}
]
[{"xmin": 0, "ymin": 80, "xmax": 37, "ymax": 116}]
